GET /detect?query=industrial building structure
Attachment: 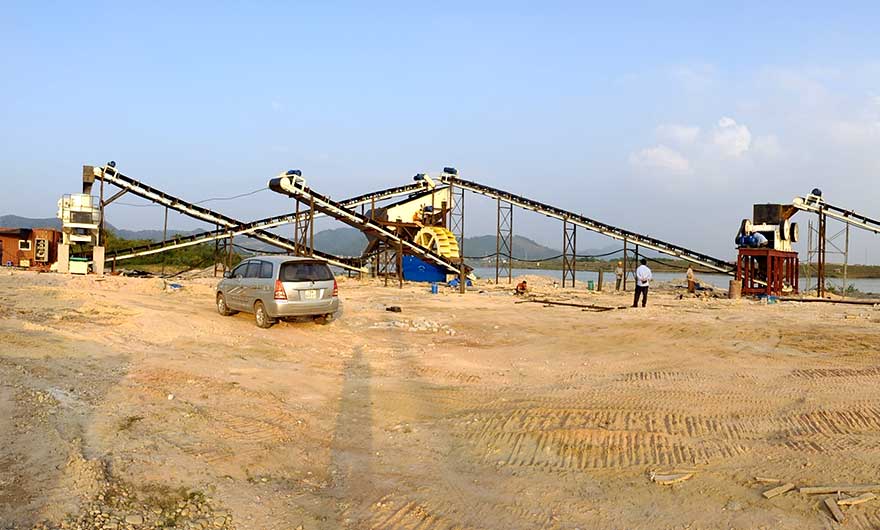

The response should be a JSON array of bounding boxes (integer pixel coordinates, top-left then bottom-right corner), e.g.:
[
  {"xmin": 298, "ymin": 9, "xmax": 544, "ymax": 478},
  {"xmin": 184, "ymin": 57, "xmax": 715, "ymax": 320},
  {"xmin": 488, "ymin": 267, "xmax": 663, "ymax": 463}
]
[{"xmin": 53, "ymin": 162, "xmax": 878, "ymax": 302}]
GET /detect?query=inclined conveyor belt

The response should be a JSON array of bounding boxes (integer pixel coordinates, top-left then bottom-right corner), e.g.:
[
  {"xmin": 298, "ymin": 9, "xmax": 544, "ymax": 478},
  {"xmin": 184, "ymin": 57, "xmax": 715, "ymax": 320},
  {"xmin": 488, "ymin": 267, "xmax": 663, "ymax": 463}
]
[
  {"xmin": 440, "ymin": 175, "xmax": 736, "ymax": 274},
  {"xmin": 269, "ymin": 175, "xmax": 464, "ymax": 275}
]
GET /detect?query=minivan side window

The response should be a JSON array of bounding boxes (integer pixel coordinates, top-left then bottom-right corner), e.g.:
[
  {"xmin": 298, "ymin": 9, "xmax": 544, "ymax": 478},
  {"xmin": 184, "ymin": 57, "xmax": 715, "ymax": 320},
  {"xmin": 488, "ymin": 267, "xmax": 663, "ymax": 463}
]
[
  {"xmin": 245, "ymin": 261, "xmax": 262, "ymax": 279},
  {"xmin": 231, "ymin": 263, "xmax": 248, "ymax": 279},
  {"xmin": 260, "ymin": 261, "xmax": 274, "ymax": 279},
  {"xmin": 280, "ymin": 261, "xmax": 334, "ymax": 282}
]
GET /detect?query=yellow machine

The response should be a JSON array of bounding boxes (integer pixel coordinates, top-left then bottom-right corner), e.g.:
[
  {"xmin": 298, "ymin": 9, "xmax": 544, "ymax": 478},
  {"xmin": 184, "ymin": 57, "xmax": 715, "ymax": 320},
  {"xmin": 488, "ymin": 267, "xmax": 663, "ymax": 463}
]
[
  {"xmin": 414, "ymin": 226, "xmax": 460, "ymax": 259},
  {"xmin": 364, "ymin": 175, "xmax": 462, "ymax": 260}
]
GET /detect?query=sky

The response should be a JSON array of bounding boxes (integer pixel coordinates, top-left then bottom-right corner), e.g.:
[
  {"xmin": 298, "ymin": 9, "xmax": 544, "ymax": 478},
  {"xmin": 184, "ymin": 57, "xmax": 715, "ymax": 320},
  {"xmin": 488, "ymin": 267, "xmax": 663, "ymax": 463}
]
[{"xmin": 2, "ymin": 1, "xmax": 879, "ymax": 262}]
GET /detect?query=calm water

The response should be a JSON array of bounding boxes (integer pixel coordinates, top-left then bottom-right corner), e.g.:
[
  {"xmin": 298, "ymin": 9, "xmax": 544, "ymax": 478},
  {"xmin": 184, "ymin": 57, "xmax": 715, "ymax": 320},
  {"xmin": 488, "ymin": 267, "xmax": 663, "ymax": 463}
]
[{"xmin": 472, "ymin": 267, "xmax": 880, "ymax": 295}]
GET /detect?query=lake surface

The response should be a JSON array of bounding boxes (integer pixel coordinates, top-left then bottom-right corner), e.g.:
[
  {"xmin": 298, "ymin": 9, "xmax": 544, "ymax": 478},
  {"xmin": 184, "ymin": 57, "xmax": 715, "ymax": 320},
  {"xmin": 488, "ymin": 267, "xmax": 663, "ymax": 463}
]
[{"xmin": 471, "ymin": 267, "xmax": 880, "ymax": 295}]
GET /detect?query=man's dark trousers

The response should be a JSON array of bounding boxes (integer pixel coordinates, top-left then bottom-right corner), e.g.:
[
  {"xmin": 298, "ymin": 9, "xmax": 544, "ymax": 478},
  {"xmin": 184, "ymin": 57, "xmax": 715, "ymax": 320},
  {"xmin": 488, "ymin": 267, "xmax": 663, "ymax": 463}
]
[{"xmin": 633, "ymin": 285, "xmax": 648, "ymax": 307}]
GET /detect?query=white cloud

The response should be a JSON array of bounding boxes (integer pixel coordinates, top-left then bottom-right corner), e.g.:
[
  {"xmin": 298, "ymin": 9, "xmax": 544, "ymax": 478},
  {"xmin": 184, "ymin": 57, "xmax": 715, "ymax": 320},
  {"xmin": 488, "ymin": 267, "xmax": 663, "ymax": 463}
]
[
  {"xmin": 629, "ymin": 145, "xmax": 691, "ymax": 174},
  {"xmin": 656, "ymin": 124, "xmax": 700, "ymax": 145},
  {"xmin": 752, "ymin": 134, "xmax": 782, "ymax": 157},
  {"xmin": 712, "ymin": 116, "xmax": 752, "ymax": 157}
]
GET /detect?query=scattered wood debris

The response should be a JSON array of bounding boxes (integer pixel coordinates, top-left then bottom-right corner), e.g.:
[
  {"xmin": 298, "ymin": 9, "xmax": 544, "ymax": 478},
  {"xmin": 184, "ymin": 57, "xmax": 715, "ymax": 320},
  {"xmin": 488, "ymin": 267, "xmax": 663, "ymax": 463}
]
[
  {"xmin": 762, "ymin": 483, "xmax": 795, "ymax": 499},
  {"xmin": 837, "ymin": 493, "xmax": 876, "ymax": 506},
  {"xmin": 650, "ymin": 471, "xmax": 694, "ymax": 485},
  {"xmin": 754, "ymin": 477, "xmax": 782, "ymax": 484},
  {"xmin": 517, "ymin": 299, "xmax": 627, "ymax": 312},
  {"xmin": 799, "ymin": 484, "xmax": 880, "ymax": 495},
  {"xmin": 824, "ymin": 496, "xmax": 846, "ymax": 523}
]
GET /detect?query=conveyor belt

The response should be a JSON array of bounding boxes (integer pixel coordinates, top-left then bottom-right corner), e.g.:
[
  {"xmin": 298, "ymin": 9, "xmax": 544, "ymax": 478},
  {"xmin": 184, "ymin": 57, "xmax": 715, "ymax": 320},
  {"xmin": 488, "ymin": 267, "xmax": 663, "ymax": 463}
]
[
  {"xmin": 96, "ymin": 180, "xmax": 427, "ymax": 265},
  {"xmin": 440, "ymin": 175, "xmax": 736, "ymax": 273},
  {"xmin": 793, "ymin": 195, "xmax": 880, "ymax": 235},
  {"xmin": 269, "ymin": 175, "xmax": 464, "ymax": 275},
  {"xmin": 90, "ymin": 165, "xmax": 365, "ymax": 272}
]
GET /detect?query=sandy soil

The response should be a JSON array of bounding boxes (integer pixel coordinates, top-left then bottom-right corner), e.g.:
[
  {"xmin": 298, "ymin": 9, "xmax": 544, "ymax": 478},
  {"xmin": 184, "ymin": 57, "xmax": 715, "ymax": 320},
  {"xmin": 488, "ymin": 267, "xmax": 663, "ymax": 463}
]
[{"xmin": 2, "ymin": 269, "xmax": 880, "ymax": 529}]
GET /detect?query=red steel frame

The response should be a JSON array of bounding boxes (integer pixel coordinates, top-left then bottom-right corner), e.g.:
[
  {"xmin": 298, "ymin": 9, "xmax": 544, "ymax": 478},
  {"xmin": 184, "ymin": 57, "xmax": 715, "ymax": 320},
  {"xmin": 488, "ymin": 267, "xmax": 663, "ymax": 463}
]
[{"xmin": 736, "ymin": 248, "xmax": 799, "ymax": 296}]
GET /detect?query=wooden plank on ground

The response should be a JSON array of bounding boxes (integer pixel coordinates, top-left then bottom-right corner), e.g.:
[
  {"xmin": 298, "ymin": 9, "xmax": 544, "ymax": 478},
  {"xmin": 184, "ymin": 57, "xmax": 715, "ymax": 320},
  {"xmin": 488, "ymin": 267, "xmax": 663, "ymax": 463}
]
[
  {"xmin": 838, "ymin": 493, "xmax": 877, "ymax": 506},
  {"xmin": 763, "ymin": 483, "xmax": 795, "ymax": 499},
  {"xmin": 824, "ymin": 496, "xmax": 846, "ymax": 523},
  {"xmin": 651, "ymin": 472, "xmax": 693, "ymax": 485},
  {"xmin": 520, "ymin": 298, "xmax": 624, "ymax": 311},
  {"xmin": 755, "ymin": 477, "xmax": 782, "ymax": 484}
]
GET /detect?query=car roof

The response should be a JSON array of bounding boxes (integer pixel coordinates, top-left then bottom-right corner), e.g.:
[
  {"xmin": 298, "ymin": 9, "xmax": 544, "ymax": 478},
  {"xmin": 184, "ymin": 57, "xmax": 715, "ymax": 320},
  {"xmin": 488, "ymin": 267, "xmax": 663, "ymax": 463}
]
[{"xmin": 239, "ymin": 255, "xmax": 329, "ymax": 265}]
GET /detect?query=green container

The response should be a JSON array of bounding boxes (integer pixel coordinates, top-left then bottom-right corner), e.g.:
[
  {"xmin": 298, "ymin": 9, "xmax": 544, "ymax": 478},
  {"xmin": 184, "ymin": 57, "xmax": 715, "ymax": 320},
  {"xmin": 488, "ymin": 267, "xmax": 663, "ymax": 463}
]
[{"xmin": 587, "ymin": 280, "xmax": 595, "ymax": 290}]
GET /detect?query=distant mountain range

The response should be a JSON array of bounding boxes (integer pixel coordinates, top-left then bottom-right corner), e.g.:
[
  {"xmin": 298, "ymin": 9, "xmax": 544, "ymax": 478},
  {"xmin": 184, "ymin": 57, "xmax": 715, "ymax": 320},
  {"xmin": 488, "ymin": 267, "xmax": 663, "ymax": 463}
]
[
  {"xmin": 0, "ymin": 214, "xmax": 203, "ymax": 241},
  {"xmin": 2, "ymin": 214, "xmax": 645, "ymax": 260}
]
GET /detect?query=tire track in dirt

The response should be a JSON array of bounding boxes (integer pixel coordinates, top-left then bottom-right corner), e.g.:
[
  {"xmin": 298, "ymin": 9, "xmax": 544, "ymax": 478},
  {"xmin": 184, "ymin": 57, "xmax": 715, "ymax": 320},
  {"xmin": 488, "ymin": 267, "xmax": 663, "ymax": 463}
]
[
  {"xmin": 789, "ymin": 366, "xmax": 880, "ymax": 379},
  {"xmin": 455, "ymin": 406, "xmax": 751, "ymax": 470},
  {"xmin": 451, "ymin": 396, "xmax": 880, "ymax": 471},
  {"xmin": 370, "ymin": 499, "xmax": 466, "ymax": 530},
  {"xmin": 616, "ymin": 370, "xmax": 700, "ymax": 382},
  {"xmin": 368, "ymin": 493, "xmax": 561, "ymax": 530}
]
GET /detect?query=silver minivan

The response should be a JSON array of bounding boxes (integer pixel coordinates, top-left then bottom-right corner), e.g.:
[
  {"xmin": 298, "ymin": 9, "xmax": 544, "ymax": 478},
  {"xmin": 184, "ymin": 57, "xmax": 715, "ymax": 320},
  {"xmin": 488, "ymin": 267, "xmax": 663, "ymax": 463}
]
[{"xmin": 216, "ymin": 255, "xmax": 340, "ymax": 328}]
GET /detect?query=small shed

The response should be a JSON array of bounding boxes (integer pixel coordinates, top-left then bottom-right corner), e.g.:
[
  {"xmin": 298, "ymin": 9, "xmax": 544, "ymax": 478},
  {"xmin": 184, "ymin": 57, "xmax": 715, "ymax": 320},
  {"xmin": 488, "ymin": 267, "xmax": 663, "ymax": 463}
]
[{"xmin": 0, "ymin": 227, "xmax": 62, "ymax": 269}]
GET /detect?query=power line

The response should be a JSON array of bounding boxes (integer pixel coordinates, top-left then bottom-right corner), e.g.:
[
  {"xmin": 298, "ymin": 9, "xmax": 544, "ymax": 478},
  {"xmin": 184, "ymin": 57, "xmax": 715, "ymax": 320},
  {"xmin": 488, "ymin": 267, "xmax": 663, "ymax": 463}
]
[
  {"xmin": 194, "ymin": 187, "xmax": 267, "ymax": 204},
  {"xmin": 111, "ymin": 187, "xmax": 268, "ymax": 208}
]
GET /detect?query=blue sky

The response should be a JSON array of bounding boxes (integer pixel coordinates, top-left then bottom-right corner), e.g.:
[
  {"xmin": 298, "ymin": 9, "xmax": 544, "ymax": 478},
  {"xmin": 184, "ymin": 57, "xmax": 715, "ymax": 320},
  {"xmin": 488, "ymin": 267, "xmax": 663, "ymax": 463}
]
[{"xmin": 2, "ymin": 2, "xmax": 879, "ymax": 261}]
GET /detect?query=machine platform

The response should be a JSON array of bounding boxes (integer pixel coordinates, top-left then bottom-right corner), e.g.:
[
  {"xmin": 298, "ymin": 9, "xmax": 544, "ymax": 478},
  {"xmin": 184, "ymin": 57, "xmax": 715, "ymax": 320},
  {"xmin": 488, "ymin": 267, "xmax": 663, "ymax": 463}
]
[{"xmin": 736, "ymin": 248, "xmax": 799, "ymax": 296}]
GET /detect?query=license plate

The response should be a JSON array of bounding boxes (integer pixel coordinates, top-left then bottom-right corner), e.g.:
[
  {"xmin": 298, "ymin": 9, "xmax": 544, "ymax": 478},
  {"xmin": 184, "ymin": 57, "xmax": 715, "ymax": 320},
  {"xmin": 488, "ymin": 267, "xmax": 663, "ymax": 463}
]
[{"xmin": 302, "ymin": 289, "xmax": 318, "ymax": 300}]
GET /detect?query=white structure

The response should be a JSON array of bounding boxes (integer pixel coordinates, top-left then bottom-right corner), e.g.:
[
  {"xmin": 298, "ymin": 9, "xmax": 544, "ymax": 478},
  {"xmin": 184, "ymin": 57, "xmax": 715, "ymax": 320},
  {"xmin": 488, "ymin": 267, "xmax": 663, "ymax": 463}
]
[{"xmin": 56, "ymin": 193, "xmax": 103, "ymax": 274}]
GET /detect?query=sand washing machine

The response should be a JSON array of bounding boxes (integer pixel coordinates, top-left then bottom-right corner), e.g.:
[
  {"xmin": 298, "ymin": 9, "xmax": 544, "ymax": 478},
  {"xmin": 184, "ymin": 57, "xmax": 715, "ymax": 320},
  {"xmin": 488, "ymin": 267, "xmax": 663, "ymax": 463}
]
[{"xmin": 362, "ymin": 173, "xmax": 463, "ymax": 281}]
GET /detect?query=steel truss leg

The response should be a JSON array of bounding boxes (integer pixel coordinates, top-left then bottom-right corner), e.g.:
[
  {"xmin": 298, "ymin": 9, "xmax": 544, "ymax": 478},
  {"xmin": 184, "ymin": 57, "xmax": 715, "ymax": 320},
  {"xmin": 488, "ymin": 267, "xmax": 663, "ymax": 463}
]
[
  {"xmin": 562, "ymin": 219, "xmax": 576, "ymax": 287},
  {"xmin": 449, "ymin": 183, "xmax": 465, "ymax": 258},
  {"xmin": 818, "ymin": 211, "xmax": 826, "ymax": 297},
  {"xmin": 495, "ymin": 198, "xmax": 513, "ymax": 284},
  {"xmin": 294, "ymin": 198, "xmax": 315, "ymax": 257}
]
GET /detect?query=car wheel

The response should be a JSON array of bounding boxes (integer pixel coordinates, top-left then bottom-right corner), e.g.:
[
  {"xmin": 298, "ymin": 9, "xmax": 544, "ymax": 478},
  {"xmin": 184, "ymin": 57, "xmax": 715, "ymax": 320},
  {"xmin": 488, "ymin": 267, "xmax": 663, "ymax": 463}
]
[
  {"xmin": 254, "ymin": 301, "xmax": 274, "ymax": 329},
  {"xmin": 217, "ymin": 293, "xmax": 235, "ymax": 316}
]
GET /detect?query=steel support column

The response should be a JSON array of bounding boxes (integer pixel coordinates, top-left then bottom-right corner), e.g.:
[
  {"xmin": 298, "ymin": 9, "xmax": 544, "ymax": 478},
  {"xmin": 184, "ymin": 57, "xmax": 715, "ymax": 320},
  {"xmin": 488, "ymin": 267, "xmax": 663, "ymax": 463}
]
[
  {"xmin": 449, "ymin": 183, "xmax": 465, "ymax": 258},
  {"xmin": 818, "ymin": 211, "xmax": 827, "ymax": 297},
  {"xmin": 843, "ymin": 223, "xmax": 850, "ymax": 298},
  {"xmin": 495, "ymin": 198, "xmax": 513, "ymax": 284},
  {"xmin": 562, "ymin": 219, "xmax": 577, "ymax": 288},
  {"xmin": 293, "ymin": 198, "xmax": 314, "ymax": 257},
  {"xmin": 99, "ymin": 175, "xmax": 105, "ymax": 246},
  {"xmin": 213, "ymin": 223, "xmax": 220, "ymax": 277},
  {"xmin": 161, "ymin": 207, "xmax": 168, "ymax": 276},
  {"xmin": 397, "ymin": 241, "xmax": 404, "ymax": 288}
]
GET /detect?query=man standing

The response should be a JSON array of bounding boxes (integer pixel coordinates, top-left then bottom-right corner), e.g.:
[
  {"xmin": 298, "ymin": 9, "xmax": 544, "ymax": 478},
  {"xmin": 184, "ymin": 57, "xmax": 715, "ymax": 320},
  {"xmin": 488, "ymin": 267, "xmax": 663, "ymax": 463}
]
[
  {"xmin": 633, "ymin": 258, "xmax": 652, "ymax": 308},
  {"xmin": 686, "ymin": 265, "xmax": 695, "ymax": 293},
  {"xmin": 615, "ymin": 261, "xmax": 624, "ymax": 291}
]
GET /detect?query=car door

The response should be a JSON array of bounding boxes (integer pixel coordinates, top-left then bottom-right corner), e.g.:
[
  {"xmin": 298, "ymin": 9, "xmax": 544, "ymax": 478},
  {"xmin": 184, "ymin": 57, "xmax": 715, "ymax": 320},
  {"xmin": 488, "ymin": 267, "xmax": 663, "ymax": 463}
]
[
  {"xmin": 256, "ymin": 260, "xmax": 275, "ymax": 302},
  {"xmin": 241, "ymin": 260, "xmax": 263, "ymax": 311},
  {"xmin": 225, "ymin": 262, "xmax": 249, "ymax": 309}
]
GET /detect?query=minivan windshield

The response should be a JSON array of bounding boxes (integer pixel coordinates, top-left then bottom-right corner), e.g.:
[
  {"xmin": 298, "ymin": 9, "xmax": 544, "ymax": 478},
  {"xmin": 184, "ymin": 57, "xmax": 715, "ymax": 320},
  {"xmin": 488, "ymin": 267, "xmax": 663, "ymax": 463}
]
[{"xmin": 280, "ymin": 261, "xmax": 333, "ymax": 282}]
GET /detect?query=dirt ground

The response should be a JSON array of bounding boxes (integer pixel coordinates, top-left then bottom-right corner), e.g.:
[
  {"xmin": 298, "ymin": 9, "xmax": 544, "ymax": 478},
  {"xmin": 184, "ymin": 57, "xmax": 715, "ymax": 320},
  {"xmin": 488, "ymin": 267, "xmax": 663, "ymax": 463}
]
[{"xmin": 2, "ymin": 269, "xmax": 880, "ymax": 530}]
